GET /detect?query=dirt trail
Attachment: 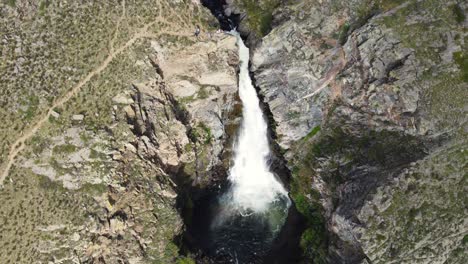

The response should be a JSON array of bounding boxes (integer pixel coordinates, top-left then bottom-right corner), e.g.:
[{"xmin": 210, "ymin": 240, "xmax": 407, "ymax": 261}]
[{"xmin": 0, "ymin": 5, "xmax": 194, "ymax": 186}]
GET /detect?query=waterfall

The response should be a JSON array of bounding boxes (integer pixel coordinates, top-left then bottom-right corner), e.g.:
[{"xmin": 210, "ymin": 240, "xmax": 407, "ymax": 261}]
[
  {"xmin": 188, "ymin": 34, "xmax": 293, "ymax": 263},
  {"xmin": 226, "ymin": 35, "xmax": 290, "ymax": 213}
]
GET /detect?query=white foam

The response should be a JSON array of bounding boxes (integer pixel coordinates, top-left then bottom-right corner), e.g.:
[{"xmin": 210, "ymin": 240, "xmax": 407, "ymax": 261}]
[{"xmin": 227, "ymin": 35, "xmax": 289, "ymax": 213}]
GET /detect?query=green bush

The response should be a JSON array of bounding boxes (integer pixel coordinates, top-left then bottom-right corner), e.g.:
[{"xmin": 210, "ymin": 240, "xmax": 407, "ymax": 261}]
[
  {"xmin": 52, "ymin": 144, "xmax": 77, "ymax": 154},
  {"xmin": 176, "ymin": 257, "xmax": 196, "ymax": 264},
  {"xmin": 6, "ymin": 0, "xmax": 16, "ymax": 7},
  {"xmin": 451, "ymin": 4, "xmax": 466, "ymax": 23},
  {"xmin": 453, "ymin": 51, "xmax": 467, "ymax": 82}
]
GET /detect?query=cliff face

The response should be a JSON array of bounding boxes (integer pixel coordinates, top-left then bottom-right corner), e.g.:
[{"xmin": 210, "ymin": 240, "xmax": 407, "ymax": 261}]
[
  {"xmin": 0, "ymin": 1, "xmax": 238, "ymax": 263},
  {"xmin": 247, "ymin": 0, "xmax": 467, "ymax": 263}
]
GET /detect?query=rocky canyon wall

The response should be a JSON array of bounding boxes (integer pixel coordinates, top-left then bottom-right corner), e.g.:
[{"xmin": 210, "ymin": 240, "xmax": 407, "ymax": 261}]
[{"xmin": 237, "ymin": 0, "xmax": 467, "ymax": 263}]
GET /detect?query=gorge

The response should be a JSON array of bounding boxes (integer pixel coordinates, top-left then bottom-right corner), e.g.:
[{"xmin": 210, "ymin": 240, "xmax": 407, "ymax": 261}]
[
  {"xmin": 183, "ymin": 33, "xmax": 294, "ymax": 263},
  {"xmin": 0, "ymin": 1, "xmax": 466, "ymax": 264}
]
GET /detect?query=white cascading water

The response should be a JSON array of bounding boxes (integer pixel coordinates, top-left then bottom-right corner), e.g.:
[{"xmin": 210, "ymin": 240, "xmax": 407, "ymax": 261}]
[{"xmin": 227, "ymin": 35, "xmax": 290, "ymax": 213}]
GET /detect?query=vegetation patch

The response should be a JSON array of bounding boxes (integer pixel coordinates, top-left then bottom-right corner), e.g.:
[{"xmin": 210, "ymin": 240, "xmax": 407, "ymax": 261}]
[
  {"xmin": 290, "ymin": 167, "xmax": 327, "ymax": 262},
  {"xmin": 197, "ymin": 86, "xmax": 211, "ymax": 99},
  {"xmin": 378, "ymin": 0, "xmax": 407, "ymax": 11},
  {"xmin": 176, "ymin": 256, "xmax": 196, "ymax": 264},
  {"xmin": 80, "ymin": 182, "xmax": 108, "ymax": 196},
  {"xmin": 52, "ymin": 144, "xmax": 78, "ymax": 154},
  {"xmin": 451, "ymin": 4, "xmax": 466, "ymax": 23},
  {"xmin": 191, "ymin": 122, "xmax": 213, "ymax": 145},
  {"xmin": 290, "ymin": 174, "xmax": 328, "ymax": 263},
  {"xmin": 37, "ymin": 173, "xmax": 65, "ymax": 191},
  {"xmin": 336, "ymin": 22, "xmax": 350, "ymax": 45},
  {"xmin": 5, "ymin": 0, "xmax": 15, "ymax": 7},
  {"xmin": 302, "ymin": 125, "xmax": 321, "ymax": 141},
  {"xmin": 286, "ymin": 110, "xmax": 301, "ymax": 120},
  {"xmin": 453, "ymin": 51, "xmax": 468, "ymax": 82},
  {"xmin": 89, "ymin": 148, "xmax": 107, "ymax": 159},
  {"xmin": 30, "ymin": 135, "xmax": 51, "ymax": 155},
  {"xmin": 21, "ymin": 96, "xmax": 40, "ymax": 121},
  {"xmin": 38, "ymin": 0, "xmax": 51, "ymax": 16},
  {"xmin": 310, "ymin": 127, "xmax": 424, "ymax": 169},
  {"xmin": 239, "ymin": 0, "xmax": 281, "ymax": 36}
]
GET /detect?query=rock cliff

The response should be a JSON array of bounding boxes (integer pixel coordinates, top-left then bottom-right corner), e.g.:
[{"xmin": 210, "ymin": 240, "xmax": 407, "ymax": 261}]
[{"xmin": 246, "ymin": 0, "xmax": 467, "ymax": 263}]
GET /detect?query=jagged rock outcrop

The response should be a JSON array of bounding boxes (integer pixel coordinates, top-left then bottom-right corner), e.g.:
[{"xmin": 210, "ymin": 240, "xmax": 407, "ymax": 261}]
[
  {"xmin": 247, "ymin": 0, "xmax": 467, "ymax": 263},
  {"xmin": 161, "ymin": 34, "xmax": 241, "ymax": 186},
  {"xmin": 126, "ymin": 33, "xmax": 240, "ymax": 187},
  {"xmin": 129, "ymin": 78, "xmax": 192, "ymax": 172}
]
